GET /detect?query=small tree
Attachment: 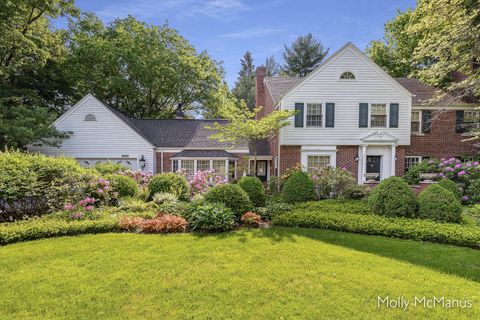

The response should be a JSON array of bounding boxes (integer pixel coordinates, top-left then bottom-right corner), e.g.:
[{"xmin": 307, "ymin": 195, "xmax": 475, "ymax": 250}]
[{"xmin": 206, "ymin": 100, "xmax": 294, "ymax": 175}]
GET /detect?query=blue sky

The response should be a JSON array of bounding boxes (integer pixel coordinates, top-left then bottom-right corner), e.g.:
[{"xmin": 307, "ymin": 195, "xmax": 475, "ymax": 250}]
[{"xmin": 70, "ymin": 0, "xmax": 416, "ymax": 87}]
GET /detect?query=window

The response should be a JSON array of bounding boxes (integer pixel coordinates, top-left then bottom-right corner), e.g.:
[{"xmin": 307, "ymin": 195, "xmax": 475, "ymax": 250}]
[
  {"xmin": 181, "ymin": 160, "xmax": 194, "ymax": 177},
  {"xmin": 307, "ymin": 155, "xmax": 330, "ymax": 174},
  {"xmin": 306, "ymin": 103, "xmax": 322, "ymax": 127},
  {"xmin": 172, "ymin": 160, "xmax": 178, "ymax": 172},
  {"xmin": 405, "ymin": 156, "xmax": 422, "ymax": 171},
  {"xmin": 84, "ymin": 114, "xmax": 96, "ymax": 121},
  {"xmin": 212, "ymin": 160, "xmax": 226, "ymax": 176},
  {"xmin": 411, "ymin": 111, "xmax": 421, "ymax": 133},
  {"xmin": 370, "ymin": 104, "xmax": 387, "ymax": 128},
  {"xmin": 197, "ymin": 160, "xmax": 210, "ymax": 172},
  {"xmin": 464, "ymin": 111, "xmax": 480, "ymax": 129},
  {"xmin": 228, "ymin": 160, "xmax": 236, "ymax": 180},
  {"xmin": 340, "ymin": 71, "xmax": 355, "ymax": 80}
]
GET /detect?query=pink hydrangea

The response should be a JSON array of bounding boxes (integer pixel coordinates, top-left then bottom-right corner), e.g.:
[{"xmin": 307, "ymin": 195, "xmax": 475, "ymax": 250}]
[
  {"xmin": 85, "ymin": 205, "xmax": 94, "ymax": 211},
  {"xmin": 63, "ymin": 203, "xmax": 74, "ymax": 211}
]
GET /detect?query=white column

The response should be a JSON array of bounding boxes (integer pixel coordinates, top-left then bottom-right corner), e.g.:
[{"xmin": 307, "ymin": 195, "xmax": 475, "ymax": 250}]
[
  {"xmin": 361, "ymin": 145, "xmax": 367, "ymax": 183},
  {"xmin": 391, "ymin": 144, "xmax": 396, "ymax": 177}
]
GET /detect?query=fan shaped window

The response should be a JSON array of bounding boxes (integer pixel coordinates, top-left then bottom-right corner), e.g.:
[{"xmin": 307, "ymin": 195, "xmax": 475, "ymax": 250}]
[
  {"xmin": 340, "ymin": 71, "xmax": 355, "ymax": 80},
  {"xmin": 84, "ymin": 114, "xmax": 97, "ymax": 121}
]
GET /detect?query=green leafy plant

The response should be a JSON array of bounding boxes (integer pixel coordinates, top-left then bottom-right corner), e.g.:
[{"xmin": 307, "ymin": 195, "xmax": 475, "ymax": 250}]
[
  {"xmin": 437, "ymin": 178, "xmax": 462, "ymax": 199},
  {"xmin": 204, "ymin": 184, "xmax": 252, "ymax": 217},
  {"xmin": 282, "ymin": 171, "xmax": 316, "ymax": 203},
  {"xmin": 148, "ymin": 173, "xmax": 190, "ymax": 201},
  {"xmin": 152, "ymin": 192, "xmax": 178, "ymax": 204},
  {"xmin": 368, "ymin": 177, "xmax": 417, "ymax": 218},
  {"xmin": 310, "ymin": 167, "xmax": 357, "ymax": 199},
  {"xmin": 186, "ymin": 202, "xmax": 236, "ymax": 232},
  {"xmin": 93, "ymin": 162, "xmax": 126, "ymax": 175},
  {"xmin": 237, "ymin": 176, "xmax": 266, "ymax": 207},
  {"xmin": 418, "ymin": 184, "xmax": 462, "ymax": 223},
  {"xmin": 107, "ymin": 174, "xmax": 139, "ymax": 198}
]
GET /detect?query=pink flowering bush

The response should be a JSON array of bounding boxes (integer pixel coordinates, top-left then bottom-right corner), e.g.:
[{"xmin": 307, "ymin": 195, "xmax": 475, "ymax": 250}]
[
  {"xmin": 188, "ymin": 169, "xmax": 226, "ymax": 195},
  {"xmin": 118, "ymin": 169, "xmax": 153, "ymax": 187},
  {"xmin": 310, "ymin": 166, "xmax": 358, "ymax": 199}
]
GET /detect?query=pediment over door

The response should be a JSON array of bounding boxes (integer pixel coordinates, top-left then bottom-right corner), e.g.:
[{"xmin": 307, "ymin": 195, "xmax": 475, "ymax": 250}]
[{"xmin": 361, "ymin": 131, "xmax": 399, "ymax": 144}]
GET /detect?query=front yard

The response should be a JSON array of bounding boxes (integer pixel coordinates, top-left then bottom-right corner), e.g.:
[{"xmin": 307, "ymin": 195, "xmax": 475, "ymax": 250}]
[{"xmin": 1, "ymin": 228, "xmax": 479, "ymax": 319}]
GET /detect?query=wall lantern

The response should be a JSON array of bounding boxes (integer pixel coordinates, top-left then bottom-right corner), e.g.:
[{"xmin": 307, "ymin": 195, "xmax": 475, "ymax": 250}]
[
  {"xmin": 354, "ymin": 155, "xmax": 359, "ymax": 162},
  {"xmin": 139, "ymin": 155, "xmax": 146, "ymax": 170}
]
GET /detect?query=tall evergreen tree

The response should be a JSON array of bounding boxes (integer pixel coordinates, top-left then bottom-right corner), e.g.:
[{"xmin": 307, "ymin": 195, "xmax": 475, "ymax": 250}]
[
  {"xmin": 265, "ymin": 55, "xmax": 280, "ymax": 76},
  {"xmin": 232, "ymin": 51, "xmax": 255, "ymax": 110},
  {"xmin": 282, "ymin": 34, "xmax": 329, "ymax": 77}
]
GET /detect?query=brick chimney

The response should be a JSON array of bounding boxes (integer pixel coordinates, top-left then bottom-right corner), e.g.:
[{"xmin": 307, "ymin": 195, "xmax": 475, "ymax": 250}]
[
  {"xmin": 255, "ymin": 66, "xmax": 266, "ymax": 115},
  {"xmin": 175, "ymin": 103, "xmax": 184, "ymax": 119}
]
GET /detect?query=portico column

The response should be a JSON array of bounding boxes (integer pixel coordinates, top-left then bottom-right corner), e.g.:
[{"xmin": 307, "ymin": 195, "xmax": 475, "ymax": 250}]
[
  {"xmin": 390, "ymin": 144, "xmax": 396, "ymax": 177},
  {"xmin": 361, "ymin": 145, "xmax": 367, "ymax": 183}
]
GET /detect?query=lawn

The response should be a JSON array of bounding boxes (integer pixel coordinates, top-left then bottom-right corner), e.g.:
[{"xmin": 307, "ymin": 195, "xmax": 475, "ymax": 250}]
[{"xmin": 1, "ymin": 228, "xmax": 479, "ymax": 319}]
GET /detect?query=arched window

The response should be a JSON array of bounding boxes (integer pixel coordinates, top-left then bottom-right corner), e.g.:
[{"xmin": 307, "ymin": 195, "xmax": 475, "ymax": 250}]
[
  {"xmin": 84, "ymin": 114, "xmax": 97, "ymax": 121},
  {"xmin": 340, "ymin": 71, "xmax": 355, "ymax": 80}
]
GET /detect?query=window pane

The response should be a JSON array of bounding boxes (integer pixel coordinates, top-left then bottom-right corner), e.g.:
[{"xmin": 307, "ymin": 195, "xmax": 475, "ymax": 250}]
[
  {"xmin": 213, "ymin": 160, "xmax": 226, "ymax": 174},
  {"xmin": 306, "ymin": 103, "xmax": 322, "ymax": 127},
  {"xmin": 228, "ymin": 160, "xmax": 236, "ymax": 180},
  {"xmin": 371, "ymin": 104, "xmax": 386, "ymax": 115},
  {"xmin": 340, "ymin": 71, "xmax": 355, "ymax": 79},
  {"xmin": 411, "ymin": 111, "xmax": 420, "ymax": 121},
  {"xmin": 197, "ymin": 160, "xmax": 210, "ymax": 172},
  {"xmin": 172, "ymin": 160, "xmax": 178, "ymax": 172},
  {"xmin": 181, "ymin": 160, "xmax": 194, "ymax": 177},
  {"xmin": 307, "ymin": 155, "xmax": 330, "ymax": 174},
  {"xmin": 371, "ymin": 104, "xmax": 386, "ymax": 128},
  {"xmin": 405, "ymin": 157, "xmax": 421, "ymax": 171},
  {"xmin": 411, "ymin": 111, "xmax": 420, "ymax": 133}
]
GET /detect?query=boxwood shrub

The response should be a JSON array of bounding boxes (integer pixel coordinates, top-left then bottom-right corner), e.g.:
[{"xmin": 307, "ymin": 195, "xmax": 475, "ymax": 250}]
[
  {"xmin": 148, "ymin": 173, "xmax": 190, "ymax": 200},
  {"xmin": 282, "ymin": 171, "xmax": 316, "ymax": 203},
  {"xmin": 204, "ymin": 184, "xmax": 252, "ymax": 217},
  {"xmin": 368, "ymin": 177, "xmax": 417, "ymax": 218},
  {"xmin": 437, "ymin": 178, "xmax": 462, "ymax": 199},
  {"xmin": 237, "ymin": 176, "xmax": 266, "ymax": 207},
  {"xmin": 417, "ymin": 184, "xmax": 462, "ymax": 223},
  {"xmin": 272, "ymin": 209, "xmax": 480, "ymax": 249},
  {"xmin": 107, "ymin": 174, "xmax": 139, "ymax": 198}
]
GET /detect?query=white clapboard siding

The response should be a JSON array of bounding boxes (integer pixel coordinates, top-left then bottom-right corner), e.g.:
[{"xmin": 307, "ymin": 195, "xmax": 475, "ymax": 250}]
[
  {"xmin": 28, "ymin": 94, "xmax": 155, "ymax": 172},
  {"xmin": 279, "ymin": 44, "xmax": 412, "ymax": 146}
]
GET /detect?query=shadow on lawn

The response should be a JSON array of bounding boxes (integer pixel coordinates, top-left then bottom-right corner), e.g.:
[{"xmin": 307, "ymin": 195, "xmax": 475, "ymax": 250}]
[{"xmin": 194, "ymin": 227, "xmax": 480, "ymax": 282}]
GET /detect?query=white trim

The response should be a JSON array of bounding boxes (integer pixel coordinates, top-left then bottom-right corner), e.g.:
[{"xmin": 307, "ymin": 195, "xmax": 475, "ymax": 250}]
[
  {"xmin": 156, "ymin": 148, "xmax": 249, "ymax": 153},
  {"xmin": 301, "ymin": 148, "xmax": 337, "ymax": 173}
]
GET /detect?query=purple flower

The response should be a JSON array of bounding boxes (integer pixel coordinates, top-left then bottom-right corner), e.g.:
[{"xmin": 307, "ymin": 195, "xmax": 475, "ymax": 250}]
[
  {"xmin": 457, "ymin": 170, "xmax": 466, "ymax": 176},
  {"xmin": 445, "ymin": 167, "xmax": 454, "ymax": 172},
  {"xmin": 96, "ymin": 189, "xmax": 104, "ymax": 194},
  {"xmin": 69, "ymin": 212, "xmax": 84, "ymax": 220},
  {"xmin": 462, "ymin": 196, "xmax": 470, "ymax": 202},
  {"xmin": 454, "ymin": 163, "xmax": 462, "ymax": 169},
  {"xmin": 428, "ymin": 160, "xmax": 434, "ymax": 164},
  {"xmin": 63, "ymin": 203, "xmax": 74, "ymax": 211}
]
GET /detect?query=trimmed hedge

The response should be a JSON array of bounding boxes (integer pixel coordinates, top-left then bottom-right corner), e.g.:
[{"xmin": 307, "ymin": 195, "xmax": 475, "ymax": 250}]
[
  {"xmin": 282, "ymin": 171, "xmax": 316, "ymax": 203},
  {"xmin": 107, "ymin": 174, "xmax": 139, "ymax": 198},
  {"xmin": 418, "ymin": 184, "xmax": 462, "ymax": 223},
  {"xmin": 272, "ymin": 209, "xmax": 480, "ymax": 249},
  {"xmin": 437, "ymin": 178, "xmax": 462, "ymax": 199},
  {"xmin": 0, "ymin": 219, "xmax": 120, "ymax": 245},
  {"xmin": 237, "ymin": 176, "xmax": 266, "ymax": 207},
  {"xmin": 204, "ymin": 184, "xmax": 252, "ymax": 217},
  {"xmin": 368, "ymin": 176, "xmax": 417, "ymax": 218},
  {"xmin": 148, "ymin": 173, "xmax": 190, "ymax": 200}
]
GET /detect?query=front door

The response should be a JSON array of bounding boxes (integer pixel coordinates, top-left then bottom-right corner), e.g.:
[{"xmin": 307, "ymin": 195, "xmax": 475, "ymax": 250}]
[
  {"xmin": 255, "ymin": 160, "xmax": 268, "ymax": 182},
  {"xmin": 366, "ymin": 156, "xmax": 381, "ymax": 181}
]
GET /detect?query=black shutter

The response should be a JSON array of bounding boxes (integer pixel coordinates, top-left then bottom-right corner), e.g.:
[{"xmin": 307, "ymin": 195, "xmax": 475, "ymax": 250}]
[
  {"xmin": 389, "ymin": 103, "xmax": 399, "ymax": 128},
  {"xmin": 422, "ymin": 110, "xmax": 432, "ymax": 133},
  {"xmin": 359, "ymin": 103, "xmax": 368, "ymax": 128},
  {"xmin": 294, "ymin": 103, "xmax": 304, "ymax": 127},
  {"xmin": 325, "ymin": 103, "xmax": 335, "ymax": 127},
  {"xmin": 455, "ymin": 110, "xmax": 465, "ymax": 133}
]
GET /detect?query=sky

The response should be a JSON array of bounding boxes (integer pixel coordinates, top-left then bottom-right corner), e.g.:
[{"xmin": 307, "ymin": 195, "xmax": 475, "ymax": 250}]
[{"xmin": 69, "ymin": 0, "xmax": 416, "ymax": 87}]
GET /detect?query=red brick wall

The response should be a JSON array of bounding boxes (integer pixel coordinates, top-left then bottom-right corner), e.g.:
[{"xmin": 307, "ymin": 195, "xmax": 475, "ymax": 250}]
[
  {"xmin": 395, "ymin": 146, "xmax": 406, "ymax": 176},
  {"xmin": 405, "ymin": 110, "xmax": 477, "ymax": 159},
  {"xmin": 336, "ymin": 146, "xmax": 359, "ymax": 179},
  {"xmin": 255, "ymin": 67, "xmax": 266, "ymax": 117},
  {"xmin": 279, "ymin": 145, "xmax": 301, "ymax": 174}
]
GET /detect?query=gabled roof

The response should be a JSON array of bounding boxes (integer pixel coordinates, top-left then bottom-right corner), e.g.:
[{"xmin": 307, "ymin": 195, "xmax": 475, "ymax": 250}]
[
  {"xmin": 264, "ymin": 76, "xmax": 302, "ymax": 105},
  {"xmin": 361, "ymin": 131, "xmax": 399, "ymax": 143}
]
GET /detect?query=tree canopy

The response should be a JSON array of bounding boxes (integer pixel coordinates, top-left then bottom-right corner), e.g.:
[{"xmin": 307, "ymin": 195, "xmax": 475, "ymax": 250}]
[
  {"xmin": 232, "ymin": 51, "xmax": 255, "ymax": 110},
  {"xmin": 282, "ymin": 33, "xmax": 329, "ymax": 77}
]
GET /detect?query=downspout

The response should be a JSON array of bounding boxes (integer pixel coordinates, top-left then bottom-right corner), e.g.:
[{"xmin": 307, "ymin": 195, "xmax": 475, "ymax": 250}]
[{"xmin": 161, "ymin": 149, "xmax": 164, "ymax": 173}]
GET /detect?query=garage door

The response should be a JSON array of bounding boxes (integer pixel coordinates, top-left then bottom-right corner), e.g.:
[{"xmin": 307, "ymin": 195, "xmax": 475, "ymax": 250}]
[{"xmin": 77, "ymin": 158, "xmax": 138, "ymax": 170}]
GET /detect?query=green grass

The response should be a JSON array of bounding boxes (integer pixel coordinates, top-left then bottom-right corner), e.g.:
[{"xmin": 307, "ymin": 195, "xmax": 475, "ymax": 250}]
[{"xmin": 1, "ymin": 228, "xmax": 479, "ymax": 319}]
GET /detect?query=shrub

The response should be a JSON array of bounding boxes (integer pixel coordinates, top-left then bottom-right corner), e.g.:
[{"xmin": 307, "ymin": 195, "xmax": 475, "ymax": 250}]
[
  {"xmin": 282, "ymin": 171, "xmax": 316, "ymax": 203},
  {"xmin": 295, "ymin": 200, "xmax": 373, "ymax": 215},
  {"xmin": 265, "ymin": 201, "xmax": 294, "ymax": 219},
  {"xmin": 417, "ymin": 184, "xmax": 462, "ymax": 223},
  {"xmin": 117, "ymin": 198, "xmax": 157, "ymax": 212},
  {"xmin": 340, "ymin": 184, "xmax": 370, "ymax": 200},
  {"xmin": 204, "ymin": 184, "xmax": 252, "ymax": 217},
  {"xmin": 437, "ymin": 179, "xmax": 462, "ymax": 199},
  {"xmin": 118, "ymin": 217, "xmax": 144, "ymax": 231},
  {"xmin": 241, "ymin": 212, "xmax": 262, "ymax": 227},
  {"xmin": 148, "ymin": 173, "xmax": 190, "ymax": 200},
  {"xmin": 152, "ymin": 192, "xmax": 178, "ymax": 204},
  {"xmin": 119, "ymin": 214, "xmax": 187, "ymax": 233},
  {"xmin": 466, "ymin": 179, "xmax": 480, "ymax": 204},
  {"xmin": 272, "ymin": 208, "xmax": 480, "ymax": 249},
  {"xmin": 403, "ymin": 159, "xmax": 439, "ymax": 185},
  {"xmin": 93, "ymin": 161, "xmax": 126, "ymax": 175},
  {"xmin": 188, "ymin": 170, "xmax": 226, "ymax": 195},
  {"xmin": 187, "ymin": 202, "xmax": 236, "ymax": 232},
  {"xmin": 238, "ymin": 176, "xmax": 266, "ymax": 207},
  {"xmin": 368, "ymin": 177, "xmax": 417, "ymax": 218},
  {"xmin": 107, "ymin": 174, "xmax": 139, "ymax": 198},
  {"xmin": 311, "ymin": 167, "xmax": 357, "ymax": 199}
]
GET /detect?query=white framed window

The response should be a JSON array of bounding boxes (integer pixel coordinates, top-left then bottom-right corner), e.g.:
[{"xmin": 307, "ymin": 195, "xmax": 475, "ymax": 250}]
[
  {"xmin": 306, "ymin": 103, "xmax": 323, "ymax": 127},
  {"xmin": 212, "ymin": 160, "xmax": 226, "ymax": 175},
  {"xmin": 370, "ymin": 103, "xmax": 387, "ymax": 128},
  {"xmin": 405, "ymin": 156, "xmax": 422, "ymax": 171},
  {"xmin": 196, "ymin": 160, "xmax": 210, "ymax": 172},
  {"xmin": 307, "ymin": 155, "xmax": 331, "ymax": 174},
  {"xmin": 464, "ymin": 110, "xmax": 480, "ymax": 128},
  {"xmin": 340, "ymin": 71, "xmax": 355, "ymax": 80},
  {"xmin": 172, "ymin": 160, "xmax": 179, "ymax": 172},
  {"xmin": 411, "ymin": 110, "xmax": 421, "ymax": 133},
  {"xmin": 181, "ymin": 160, "xmax": 194, "ymax": 177},
  {"xmin": 84, "ymin": 114, "xmax": 97, "ymax": 121}
]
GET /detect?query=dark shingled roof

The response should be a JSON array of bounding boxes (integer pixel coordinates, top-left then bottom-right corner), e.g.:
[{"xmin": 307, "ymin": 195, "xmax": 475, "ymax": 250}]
[
  {"xmin": 171, "ymin": 150, "xmax": 238, "ymax": 159},
  {"xmin": 249, "ymin": 139, "xmax": 271, "ymax": 156},
  {"xmin": 264, "ymin": 76, "xmax": 302, "ymax": 104},
  {"xmin": 263, "ymin": 76, "xmax": 470, "ymax": 106}
]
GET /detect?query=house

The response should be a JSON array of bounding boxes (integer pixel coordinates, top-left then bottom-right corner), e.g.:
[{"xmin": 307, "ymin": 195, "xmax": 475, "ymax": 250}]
[
  {"xmin": 255, "ymin": 42, "xmax": 478, "ymax": 183},
  {"xmin": 30, "ymin": 42, "xmax": 478, "ymax": 183},
  {"xmin": 28, "ymin": 94, "xmax": 271, "ymax": 181}
]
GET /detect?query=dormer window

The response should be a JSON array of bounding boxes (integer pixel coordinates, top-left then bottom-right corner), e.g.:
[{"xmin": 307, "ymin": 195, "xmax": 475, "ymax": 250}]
[
  {"xmin": 340, "ymin": 71, "xmax": 355, "ymax": 80},
  {"xmin": 84, "ymin": 114, "xmax": 96, "ymax": 121}
]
